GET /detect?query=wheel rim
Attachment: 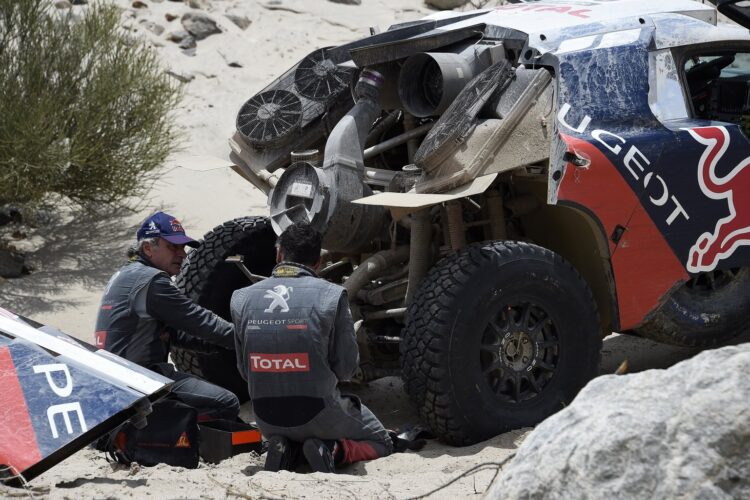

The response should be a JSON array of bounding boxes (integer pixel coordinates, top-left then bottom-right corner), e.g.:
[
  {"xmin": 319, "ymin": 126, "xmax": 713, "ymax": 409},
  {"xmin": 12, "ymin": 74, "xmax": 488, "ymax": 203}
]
[
  {"xmin": 685, "ymin": 268, "xmax": 740, "ymax": 294},
  {"xmin": 479, "ymin": 301, "xmax": 560, "ymax": 403}
]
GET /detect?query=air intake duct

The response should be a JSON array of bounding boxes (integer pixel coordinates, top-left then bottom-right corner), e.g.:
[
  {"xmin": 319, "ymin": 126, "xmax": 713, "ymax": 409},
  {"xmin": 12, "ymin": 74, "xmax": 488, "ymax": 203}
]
[
  {"xmin": 397, "ymin": 41, "xmax": 503, "ymax": 118},
  {"xmin": 268, "ymin": 69, "xmax": 388, "ymax": 252}
]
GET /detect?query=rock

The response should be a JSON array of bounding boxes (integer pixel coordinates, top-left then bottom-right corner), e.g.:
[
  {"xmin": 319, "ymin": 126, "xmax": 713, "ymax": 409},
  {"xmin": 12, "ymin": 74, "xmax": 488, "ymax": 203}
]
[
  {"xmin": 425, "ymin": 0, "xmax": 469, "ymax": 9},
  {"xmin": 181, "ymin": 12, "xmax": 221, "ymax": 40},
  {"xmin": 166, "ymin": 69, "xmax": 195, "ymax": 83},
  {"xmin": 328, "ymin": 0, "xmax": 362, "ymax": 4},
  {"xmin": 181, "ymin": 47, "xmax": 196, "ymax": 57},
  {"xmin": 54, "ymin": 0, "xmax": 72, "ymax": 8},
  {"xmin": 224, "ymin": 13, "xmax": 251, "ymax": 30},
  {"xmin": 71, "ymin": 0, "xmax": 88, "ymax": 4},
  {"xmin": 166, "ymin": 30, "xmax": 191, "ymax": 43},
  {"xmin": 139, "ymin": 19, "xmax": 165, "ymax": 36},
  {"xmin": 165, "ymin": 13, "xmax": 178, "ymax": 22},
  {"xmin": 0, "ymin": 248, "xmax": 29, "ymax": 279},
  {"xmin": 487, "ymin": 344, "xmax": 750, "ymax": 500},
  {"xmin": 0, "ymin": 207, "xmax": 22, "ymax": 227},
  {"xmin": 178, "ymin": 35, "xmax": 196, "ymax": 50},
  {"xmin": 187, "ymin": 0, "xmax": 210, "ymax": 9},
  {"xmin": 132, "ymin": 0, "xmax": 148, "ymax": 8}
]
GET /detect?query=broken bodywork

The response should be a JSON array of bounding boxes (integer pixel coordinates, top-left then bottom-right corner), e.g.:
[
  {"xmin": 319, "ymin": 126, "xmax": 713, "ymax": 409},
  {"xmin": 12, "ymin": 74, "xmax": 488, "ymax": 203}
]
[{"xmin": 0, "ymin": 308, "xmax": 171, "ymax": 485}]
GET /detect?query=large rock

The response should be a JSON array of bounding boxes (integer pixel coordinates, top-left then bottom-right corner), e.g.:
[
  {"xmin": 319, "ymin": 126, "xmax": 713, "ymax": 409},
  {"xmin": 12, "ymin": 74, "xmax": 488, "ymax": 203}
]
[
  {"xmin": 488, "ymin": 344, "xmax": 750, "ymax": 500},
  {"xmin": 180, "ymin": 12, "xmax": 221, "ymax": 40}
]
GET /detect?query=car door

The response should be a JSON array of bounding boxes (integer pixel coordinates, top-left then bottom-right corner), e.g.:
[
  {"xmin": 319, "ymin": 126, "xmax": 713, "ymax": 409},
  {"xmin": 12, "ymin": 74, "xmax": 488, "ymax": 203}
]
[{"xmin": 655, "ymin": 43, "xmax": 750, "ymax": 273}]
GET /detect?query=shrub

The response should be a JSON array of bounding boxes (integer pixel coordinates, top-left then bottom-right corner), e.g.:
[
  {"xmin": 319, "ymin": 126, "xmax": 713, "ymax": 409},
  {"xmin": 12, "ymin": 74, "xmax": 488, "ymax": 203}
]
[{"xmin": 0, "ymin": 0, "xmax": 182, "ymax": 206}]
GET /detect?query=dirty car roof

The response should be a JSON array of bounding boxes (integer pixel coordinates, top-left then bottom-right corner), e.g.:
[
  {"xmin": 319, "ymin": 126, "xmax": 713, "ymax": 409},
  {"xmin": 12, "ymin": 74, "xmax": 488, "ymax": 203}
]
[{"xmin": 419, "ymin": 0, "xmax": 750, "ymax": 52}]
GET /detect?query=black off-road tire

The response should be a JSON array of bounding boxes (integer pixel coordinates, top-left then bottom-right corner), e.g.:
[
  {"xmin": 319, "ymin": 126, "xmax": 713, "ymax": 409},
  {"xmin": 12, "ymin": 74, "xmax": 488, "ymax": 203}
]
[
  {"xmin": 401, "ymin": 241, "xmax": 602, "ymax": 446},
  {"xmin": 171, "ymin": 217, "xmax": 276, "ymax": 400},
  {"xmin": 635, "ymin": 267, "xmax": 750, "ymax": 348}
]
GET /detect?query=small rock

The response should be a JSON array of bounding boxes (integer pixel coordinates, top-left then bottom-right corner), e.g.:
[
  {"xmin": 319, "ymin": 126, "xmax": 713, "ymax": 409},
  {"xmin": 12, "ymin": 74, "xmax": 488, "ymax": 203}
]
[
  {"xmin": 71, "ymin": 0, "xmax": 88, "ymax": 4},
  {"xmin": 54, "ymin": 0, "xmax": 72, "ymax": 8},
  {"xmin": 165, "ymin": 13, "xmax": 178, "ymax": 22},
  {"xmin": 225, "ymin": 14, "xmax": 251, "ymax": 30},
  {"xmin": 139, "ymin": 19, "xmax": 165, "ymax": 36},
  {"xmin": 181, "ymin": 12, "xmax": 221, "ymax": 40},
  {"xmin": 0, "ymin": 248, "xmax": 29, "ymax": 279},
  {"xmin": 425, "ymin": 0, "xmax": 469, "ymax": 8},
  {"xmin": 328, "ymin": 0, "xmax": 362, "ymax": 4},
  {"xmin": 181, "ymin": 47, "xmax": 197, "ymax": 57},
  {"xmin": 178, "ymin": 35, "xmax": 196, "ymax": 50},
  {"xmin": 0, "ymin": 207, "xmax": 22, "ymax": 227},
  {"xmin": 132, "ymin": 0, "xmax": 148, "ymax": 8},
  {"xmin": 166, "ymin": 30, "xmax": 191, "ymax": 43},
  {"xmin": 228, "ymin": 61, "xmax": 242, "ymax": 68},
  {"xmin": 166, "ymin": 70, "xmax": 195, "ymax": 83},
  {"xmin": 187, "ymin": 0, "xmax": 210, "ymax": 9}
]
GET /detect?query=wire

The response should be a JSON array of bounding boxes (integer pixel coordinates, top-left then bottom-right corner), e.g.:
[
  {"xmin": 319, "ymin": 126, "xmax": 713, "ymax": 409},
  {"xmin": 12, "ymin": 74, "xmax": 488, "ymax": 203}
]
[{"xmin": 403, "ymin": 454, "xmax": 516, "ymax": 500}]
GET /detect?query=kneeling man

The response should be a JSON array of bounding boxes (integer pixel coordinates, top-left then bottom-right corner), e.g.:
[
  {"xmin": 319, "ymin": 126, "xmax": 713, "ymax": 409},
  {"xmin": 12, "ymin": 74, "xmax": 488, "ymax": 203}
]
[{"xmin": 231, "ymin": 222, "xmax": 392, "ymax": 472}]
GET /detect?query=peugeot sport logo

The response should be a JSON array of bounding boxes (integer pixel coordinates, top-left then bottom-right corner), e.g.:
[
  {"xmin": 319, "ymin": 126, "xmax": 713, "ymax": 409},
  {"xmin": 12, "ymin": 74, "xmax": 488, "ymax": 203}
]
[
  {"xmin": 264, "ymin": 285, "xmax": 293, "ymax": 313},
  {"xmin": 686, "ymin": 126, "xmax": 750, "ymax": 273}
]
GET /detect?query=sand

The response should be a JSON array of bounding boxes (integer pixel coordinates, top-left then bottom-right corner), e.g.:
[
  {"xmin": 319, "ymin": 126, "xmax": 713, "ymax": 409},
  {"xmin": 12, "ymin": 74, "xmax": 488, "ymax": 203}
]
[{"xmin": 0, "ymin": 0, "xmax": 742, "ymax": 498}]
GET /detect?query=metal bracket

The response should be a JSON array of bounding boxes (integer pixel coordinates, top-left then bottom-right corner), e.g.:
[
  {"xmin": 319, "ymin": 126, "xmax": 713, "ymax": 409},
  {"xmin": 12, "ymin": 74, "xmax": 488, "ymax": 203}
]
[{"xmin": 225, "ymin": 255, "xmax": 267, "ymax": 283}]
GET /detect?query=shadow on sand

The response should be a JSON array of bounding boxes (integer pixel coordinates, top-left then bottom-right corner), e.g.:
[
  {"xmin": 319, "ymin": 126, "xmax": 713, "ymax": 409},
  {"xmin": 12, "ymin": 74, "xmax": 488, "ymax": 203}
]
[{"xmin": 0, "ymin": 207, "xmax": 140, "ymax": 316}]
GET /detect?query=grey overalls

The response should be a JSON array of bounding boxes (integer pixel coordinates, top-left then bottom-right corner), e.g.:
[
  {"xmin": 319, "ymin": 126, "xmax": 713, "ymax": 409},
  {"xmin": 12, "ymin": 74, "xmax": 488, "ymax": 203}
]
[{"xmin": 231, "ymin": 263, "xmax": 392, "ymax": 461}]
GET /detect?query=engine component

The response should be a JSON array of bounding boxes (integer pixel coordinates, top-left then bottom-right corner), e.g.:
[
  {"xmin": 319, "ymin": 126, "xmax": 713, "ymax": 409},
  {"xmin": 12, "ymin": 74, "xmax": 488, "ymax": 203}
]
[
  {"xmin": 399, "ymin": 52, "xmax": 477, "ymax": 117},
  {"xmin": 231, "ymin": 46, "xmax": 356, "ymax": 186},
  {"xmin": 414, "ymin": 60, "xmax": 514, "ymax": 170},
  {"xmin": 294, "ymin": 49, "xmax": 351, "ymax": 100},
  {"xmin": 268, "ymin": 69, "xmax": 389, "ymax": 251},
  {"xmin": 236, "ymin": 90, "xmax": 303, "ymax": 148}
]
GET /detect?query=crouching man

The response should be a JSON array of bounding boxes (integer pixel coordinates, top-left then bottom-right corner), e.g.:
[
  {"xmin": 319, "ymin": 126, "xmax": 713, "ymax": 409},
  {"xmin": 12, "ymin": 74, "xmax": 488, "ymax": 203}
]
[{"xmin": 231, "ymin": 222, "xmax": 392, "ymax": 472}]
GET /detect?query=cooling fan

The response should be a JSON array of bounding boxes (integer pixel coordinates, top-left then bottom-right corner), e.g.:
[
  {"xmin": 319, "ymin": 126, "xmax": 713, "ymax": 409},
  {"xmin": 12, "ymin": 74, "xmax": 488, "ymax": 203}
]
[
  {"xmin": 236, "ymin": 89, "xmax": 303, "ymax": 148},
  {"xmin": 294, "ymin": 48, "xmax": 352, "ymax": 100}
]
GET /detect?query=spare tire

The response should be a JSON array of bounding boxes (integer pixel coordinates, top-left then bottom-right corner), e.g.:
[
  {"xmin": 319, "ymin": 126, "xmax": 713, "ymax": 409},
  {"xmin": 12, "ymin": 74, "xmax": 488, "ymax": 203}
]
[
  {"xmin": 172, "ymin": 217, "xmax": 276, "ymax": 400},
  {"xmin": 635, "ymin": 267, "xmax": 750, "ymax": 348}
]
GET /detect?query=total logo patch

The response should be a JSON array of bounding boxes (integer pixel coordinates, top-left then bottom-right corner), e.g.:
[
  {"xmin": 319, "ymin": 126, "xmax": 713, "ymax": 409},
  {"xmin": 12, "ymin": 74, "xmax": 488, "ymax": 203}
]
[{"xmin": 249, "ymin": 353, "xmax": 310, "ymax": 372}]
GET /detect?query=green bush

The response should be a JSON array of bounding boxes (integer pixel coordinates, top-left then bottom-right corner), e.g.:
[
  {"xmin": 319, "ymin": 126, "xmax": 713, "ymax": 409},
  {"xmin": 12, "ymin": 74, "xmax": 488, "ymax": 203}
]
[{"xmin": 0, "ymin": 0, "xmax": 182, "ymax": 206}]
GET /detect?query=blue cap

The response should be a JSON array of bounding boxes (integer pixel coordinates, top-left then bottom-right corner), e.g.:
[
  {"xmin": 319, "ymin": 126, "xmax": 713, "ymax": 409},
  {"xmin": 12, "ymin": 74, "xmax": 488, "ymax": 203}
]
[{"xmin": 136, "ymin": 212, "xmax": 199, "ymax": 248}]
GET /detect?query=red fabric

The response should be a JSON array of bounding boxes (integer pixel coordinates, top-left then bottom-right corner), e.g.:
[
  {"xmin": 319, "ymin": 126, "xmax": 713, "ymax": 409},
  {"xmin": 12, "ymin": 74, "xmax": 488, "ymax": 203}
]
[{"xmin": 337, "ymin": 439, "xmax": 380, "ymax": 464}]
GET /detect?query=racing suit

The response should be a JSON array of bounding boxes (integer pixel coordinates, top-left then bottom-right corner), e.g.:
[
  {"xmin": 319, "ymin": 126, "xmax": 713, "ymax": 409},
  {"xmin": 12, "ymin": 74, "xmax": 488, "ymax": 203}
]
[
  {"xmin": 231, "ymin": 263, "xmax": 392, "ymax": 464},
  {"xmin": 95, "ymin": 256, "xmax": 239, "ymax": 420}
]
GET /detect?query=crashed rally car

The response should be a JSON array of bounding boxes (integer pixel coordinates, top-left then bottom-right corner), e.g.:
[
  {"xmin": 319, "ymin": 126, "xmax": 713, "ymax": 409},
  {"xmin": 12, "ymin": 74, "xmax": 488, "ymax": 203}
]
[{"xmin": 172, "ymin": 0, "xmax": 750, "ymax": 445}]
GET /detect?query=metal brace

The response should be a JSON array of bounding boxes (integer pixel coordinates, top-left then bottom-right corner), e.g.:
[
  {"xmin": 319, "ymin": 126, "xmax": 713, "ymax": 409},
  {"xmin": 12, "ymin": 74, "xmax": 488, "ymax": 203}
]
[{"xmin": 225, "ymin": 255, "xmax": 267, "ymax": 283}]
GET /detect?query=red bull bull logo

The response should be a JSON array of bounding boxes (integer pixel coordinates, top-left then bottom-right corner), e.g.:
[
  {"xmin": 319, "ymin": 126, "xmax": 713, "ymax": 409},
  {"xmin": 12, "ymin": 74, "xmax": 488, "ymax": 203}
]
[
  {"xmin": 169, "ymin": 218, "xmax": 185, "ymax": 233},
  {"xmin": 686, "ymin": 126, "xmax": 750, "ymax": 273}
]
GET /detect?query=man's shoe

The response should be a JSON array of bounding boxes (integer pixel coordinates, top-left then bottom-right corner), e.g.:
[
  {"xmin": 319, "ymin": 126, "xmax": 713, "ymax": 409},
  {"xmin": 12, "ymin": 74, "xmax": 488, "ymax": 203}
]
[
  {"xmin": 302, "ymin": 438, "xmax": 336, "ymax": 473},
  {"xmin": 264, "ymin": 435, "xmax": 296, "ymax": 472}
]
